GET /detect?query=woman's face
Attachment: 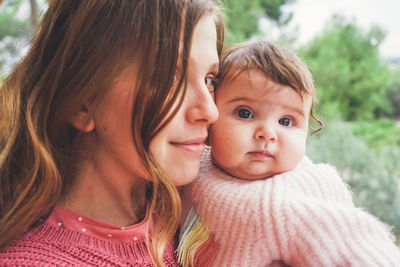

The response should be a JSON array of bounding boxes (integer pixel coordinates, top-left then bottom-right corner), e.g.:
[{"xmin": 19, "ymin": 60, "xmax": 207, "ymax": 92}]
[
  {"xmin": 91, "ymin": 15, "xmax": 219, "ymax": 186},
  {"xmin": 149, "ymin": 15, "xmax": 219, "ymax": 185}
]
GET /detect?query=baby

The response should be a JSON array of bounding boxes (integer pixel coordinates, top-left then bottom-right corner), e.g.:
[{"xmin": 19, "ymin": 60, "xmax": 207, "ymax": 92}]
[{"xmin": 179, "ymin": 41, "xmax": 400, "ymax": 267}]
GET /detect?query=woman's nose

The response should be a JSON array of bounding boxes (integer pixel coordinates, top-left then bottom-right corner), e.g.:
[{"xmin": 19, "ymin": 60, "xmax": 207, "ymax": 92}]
[
  {"xmin": 186, "ymin": 85, "xmax": 219, "ymax": 124},
  {"xmin": 254, "ymin": 125, "xmax": 277, "ymax": 142}
]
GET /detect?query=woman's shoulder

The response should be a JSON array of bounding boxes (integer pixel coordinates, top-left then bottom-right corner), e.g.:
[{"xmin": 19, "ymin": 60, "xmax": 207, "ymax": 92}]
[
  {"xmin": 0, "ymin": 224, "xmax": 126, "ymax": 266},
  {"xmin": 0, "ymin": 223, "xmax": 179, "ymax": 266},
  {"xmin": 0, "ymin": 225, "xmax": 87, "ymax": 266}
]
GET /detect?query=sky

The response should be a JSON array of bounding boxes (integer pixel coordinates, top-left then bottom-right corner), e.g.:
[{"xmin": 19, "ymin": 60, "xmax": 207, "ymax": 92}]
[{"xmin": 282, "ymin": 0, "xmax": 400, "ymax": 59}]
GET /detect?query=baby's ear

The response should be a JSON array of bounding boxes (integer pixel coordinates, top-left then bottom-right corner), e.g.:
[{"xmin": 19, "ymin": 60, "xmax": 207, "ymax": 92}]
[{"xmin": 67, "ymin": 105, "xmax": 95, "ymax": 132}]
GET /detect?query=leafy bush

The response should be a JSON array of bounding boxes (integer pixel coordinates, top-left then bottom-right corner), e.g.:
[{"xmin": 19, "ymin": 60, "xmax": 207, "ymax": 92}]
[
  {"xmin": 307, "ymin": 120, "xmax": 400, "ymax": 237},
  {"xmin": 383, "ymin": 68, "xmax": 400, "ymax": 118},
  {"xmin": 352, "ymin": 119, "xmax": 400, "ymax": 149}
]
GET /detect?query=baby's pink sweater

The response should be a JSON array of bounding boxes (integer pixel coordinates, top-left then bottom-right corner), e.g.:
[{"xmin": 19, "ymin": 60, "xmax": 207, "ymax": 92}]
[
  {"xmin": 0, "ymin": 206, "xmax": 179, "ymax": 266},
  {"xmin": 188, "ymin": 149, "xmax": 400, "ymax": 266}
]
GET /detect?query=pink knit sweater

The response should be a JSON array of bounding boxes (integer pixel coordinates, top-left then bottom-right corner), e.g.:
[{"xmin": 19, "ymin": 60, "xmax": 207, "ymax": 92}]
[
  {"xmin": 0, "ymin": 206, "xmax": 179, "ymax": 266},
  {"xmin": 186, "ymin": 148, "xmax": 400, "ymax": 267}
]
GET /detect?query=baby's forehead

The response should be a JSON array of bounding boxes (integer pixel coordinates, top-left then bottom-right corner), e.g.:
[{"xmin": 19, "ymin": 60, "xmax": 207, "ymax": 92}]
[
  {"xmin": 220, "ymin": 68, "xmax": 307, "ymax": 96},
  {"xmin": 219, "ymin": 63, "xmax": 314, "ymax": 97},
  {"xmin": 217, "ymin": 69, "xmax": 312, "ymax": 113}
]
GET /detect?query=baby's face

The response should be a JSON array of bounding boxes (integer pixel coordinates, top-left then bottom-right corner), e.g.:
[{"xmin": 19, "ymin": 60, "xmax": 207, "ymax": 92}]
[{"xmin": 209, "ymin": 69, "xmax": 312, "ymax": 180}]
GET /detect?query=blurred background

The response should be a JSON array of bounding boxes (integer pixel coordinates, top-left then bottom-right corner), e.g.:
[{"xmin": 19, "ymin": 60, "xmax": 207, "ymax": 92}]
[{"xmin": 0, "ymin": 0, "xmax": 399, "ymax": 243}]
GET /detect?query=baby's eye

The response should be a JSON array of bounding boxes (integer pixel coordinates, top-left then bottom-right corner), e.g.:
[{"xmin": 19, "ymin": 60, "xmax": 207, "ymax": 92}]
[
  {"xmin": 205, "ymin": 76, "xmax": 218, "ymax": 94},
  {"xmin": 279, "ymin": 117, "xmax": 293, "ymax": 127},
  {"xmin": 236, "ymin": 108, "xmax": 254, "ymax": 119}
]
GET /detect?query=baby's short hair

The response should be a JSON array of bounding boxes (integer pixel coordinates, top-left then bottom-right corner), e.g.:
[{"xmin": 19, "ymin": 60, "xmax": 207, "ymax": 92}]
[{"xmin": 218, "ymin": 41, "xmax": 322, "ymax": 133}]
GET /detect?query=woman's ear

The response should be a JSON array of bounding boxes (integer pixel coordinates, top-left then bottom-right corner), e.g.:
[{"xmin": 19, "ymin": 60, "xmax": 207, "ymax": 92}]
[{"xmin": 68, "ymin": 105, "xmax": 95, "ymax": 132}]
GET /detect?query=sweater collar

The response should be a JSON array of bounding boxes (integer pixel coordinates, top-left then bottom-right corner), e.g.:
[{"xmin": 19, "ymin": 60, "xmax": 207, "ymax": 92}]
[{"xmin": 45, "ymin": 205, "xmax": 150, "ymax": 243}]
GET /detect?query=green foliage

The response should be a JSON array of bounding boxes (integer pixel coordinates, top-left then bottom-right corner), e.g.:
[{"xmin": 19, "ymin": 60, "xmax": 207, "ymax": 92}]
[
  {"xmin": 0, "ymin": 0, "xmax": 44, "ymax": 78},
  {"xmin": 0, "ymin": 0, "xmax": 29, "ymax": 39},
  {"xmin": 352, "ymin": 119, "xmax": 400, "ymax": 149},
  {"xmin": 220, "ymin": 0, "xmax": 293, "ymax": 43},
  {"xmin": 307, "ymin": 120, "xmax": 400, "ymax": 236},
  {"xmin": 299, "ymin": 15, "xmax": 391, "ymax": 121},
  {"xmin": 384, "ymin": 68, "xmax": 400, "ymax": 117}
]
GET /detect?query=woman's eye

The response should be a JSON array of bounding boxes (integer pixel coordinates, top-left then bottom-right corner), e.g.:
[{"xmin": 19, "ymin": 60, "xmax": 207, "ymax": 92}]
[
  {"xmin": 236, "ymin": 108, "xmax": 254, "ymax": 119},
  {"xmin": 205, "ymin": 76, "xmax": 217, "ymax": 94},
  {"xmin": 279, "ymin": 117, "xmax": 293, "ymax": 127}
]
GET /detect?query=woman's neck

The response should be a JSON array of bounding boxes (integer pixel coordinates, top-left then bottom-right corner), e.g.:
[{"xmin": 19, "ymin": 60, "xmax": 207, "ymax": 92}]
[{"xmin": 58, "ymin": 166, "xmax": 148, "ymax": 227}]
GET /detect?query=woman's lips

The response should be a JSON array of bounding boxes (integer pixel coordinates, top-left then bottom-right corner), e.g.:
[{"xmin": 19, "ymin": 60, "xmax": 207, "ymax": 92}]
[{"xmin": 170, "ymin": 137, "xmax": 207, "ymax": 154}]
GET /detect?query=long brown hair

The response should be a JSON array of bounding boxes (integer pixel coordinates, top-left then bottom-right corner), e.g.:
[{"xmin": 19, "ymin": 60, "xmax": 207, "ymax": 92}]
[{"xmin": 0, "ymin": 0, "xmax": 223, "ymax": 266}]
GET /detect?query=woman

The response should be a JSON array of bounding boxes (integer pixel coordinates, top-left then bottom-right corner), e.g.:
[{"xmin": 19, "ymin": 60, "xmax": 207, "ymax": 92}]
[{"xmin": 0, "ymin": 0, "xmax": 223, "ymax": 266}]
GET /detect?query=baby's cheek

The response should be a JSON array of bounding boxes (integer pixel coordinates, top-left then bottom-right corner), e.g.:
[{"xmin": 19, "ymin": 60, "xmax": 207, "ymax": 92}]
[
  {"xmin": 283, "ymin": 135, "xmax": 306, "ymax": 168},
  {"xmin": 294, "ymin": 141, "xmax": 306, "ymax": 165}
]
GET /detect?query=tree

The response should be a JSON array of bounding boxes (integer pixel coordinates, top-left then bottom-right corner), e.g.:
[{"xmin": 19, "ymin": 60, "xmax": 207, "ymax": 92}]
[
  {"xmin": 0, "ymin": 0, "xmax": 43, "ymax": 78},
  {"xmin": 384, "ymin": 68, "xmax": 400, "ymax": 118},
  {"xmin": 299, "ymin": 15, "xmax": 391, "ymax": 121},
  {"xmin": 221, "ymin": 0, "xmax": 294, "ymax": 43},
  {"xmin": 29, "ymin": 0, "xmax": 40, "ymax": 32},
  {"xmin": 0, "ymin": 0, "xmax": 29, "ymax": 40}
]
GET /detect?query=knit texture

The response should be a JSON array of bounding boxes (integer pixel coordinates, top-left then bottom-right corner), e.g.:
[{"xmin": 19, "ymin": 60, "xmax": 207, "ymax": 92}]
[
  {"xmin": 0, "ymin": 206, "xmax": 179, "ymax": 266},
  {"xmin": 186, "ymin": 147, "xmax": 400, "ymax": 267}
]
